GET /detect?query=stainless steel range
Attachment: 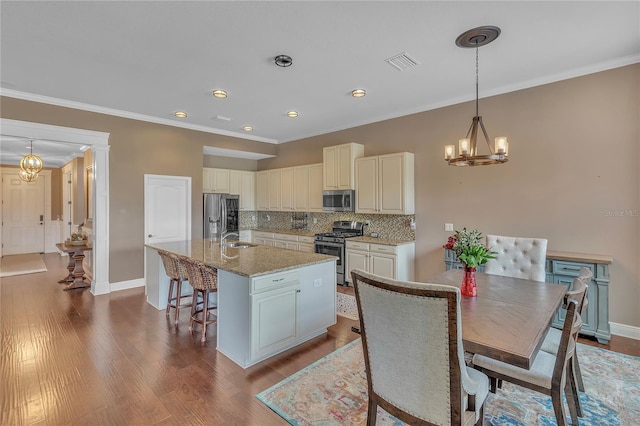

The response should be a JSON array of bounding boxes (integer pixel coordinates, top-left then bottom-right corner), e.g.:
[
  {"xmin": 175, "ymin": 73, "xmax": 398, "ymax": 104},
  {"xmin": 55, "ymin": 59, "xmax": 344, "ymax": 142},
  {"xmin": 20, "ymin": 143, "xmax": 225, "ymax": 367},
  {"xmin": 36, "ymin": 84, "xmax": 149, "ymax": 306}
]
[{"xmin": 314, "ymin": 221, "xmax": 365, "ymax": 286}]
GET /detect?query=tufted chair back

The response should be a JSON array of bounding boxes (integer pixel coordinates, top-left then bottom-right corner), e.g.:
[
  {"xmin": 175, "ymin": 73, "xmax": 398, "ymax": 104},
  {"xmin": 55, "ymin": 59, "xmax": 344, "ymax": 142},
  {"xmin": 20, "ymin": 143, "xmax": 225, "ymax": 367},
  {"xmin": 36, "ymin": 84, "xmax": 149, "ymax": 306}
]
[
  {"xmin": 484, "ymin": 235, "xmax": 548, "ymax": 282},
  {"xmin": 351, "ymin": 269, "xmax": 489, "ymax": 426}
]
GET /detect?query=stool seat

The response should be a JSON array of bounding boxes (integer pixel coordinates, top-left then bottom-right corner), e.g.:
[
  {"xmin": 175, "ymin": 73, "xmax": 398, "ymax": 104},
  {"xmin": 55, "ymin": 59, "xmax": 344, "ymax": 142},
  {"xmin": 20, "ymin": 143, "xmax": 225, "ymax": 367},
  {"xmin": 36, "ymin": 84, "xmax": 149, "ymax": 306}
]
[
  {"xmin": 179, "ymin": 255, "xmax": 218, "ymax": 343},
  {"xmin": 158, "ymin": 250, "xmax": 192, "ymax": 325}
]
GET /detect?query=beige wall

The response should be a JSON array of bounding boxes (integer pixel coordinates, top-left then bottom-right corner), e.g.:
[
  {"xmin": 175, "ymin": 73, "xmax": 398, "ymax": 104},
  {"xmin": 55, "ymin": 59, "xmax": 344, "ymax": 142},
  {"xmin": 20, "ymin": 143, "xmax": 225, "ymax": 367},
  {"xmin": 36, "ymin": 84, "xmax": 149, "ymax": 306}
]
[
  {"xmin": 1, "ymin": 64, "xmax": 638, "ymax": 328},
  {"xmin": 203, "ymin": 155, "xmax": 257, "ymax": 171}
]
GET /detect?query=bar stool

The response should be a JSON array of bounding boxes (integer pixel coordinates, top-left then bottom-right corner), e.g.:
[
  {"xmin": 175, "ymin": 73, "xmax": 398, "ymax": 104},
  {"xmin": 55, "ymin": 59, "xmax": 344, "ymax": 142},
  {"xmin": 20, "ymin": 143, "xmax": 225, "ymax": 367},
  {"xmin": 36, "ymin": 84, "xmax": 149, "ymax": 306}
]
[
  {"xmin": 157, "ymin": 250, "xmax": 192, "ymax": 325},
  {"xmin": 179, "ymin": 255, "xmax": 218, "ymax": 342}
]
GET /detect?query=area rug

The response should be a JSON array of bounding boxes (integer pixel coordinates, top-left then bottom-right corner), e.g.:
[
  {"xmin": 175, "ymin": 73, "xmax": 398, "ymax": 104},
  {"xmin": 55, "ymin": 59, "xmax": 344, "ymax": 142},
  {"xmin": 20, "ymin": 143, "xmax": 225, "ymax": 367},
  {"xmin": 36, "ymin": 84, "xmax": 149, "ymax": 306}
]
[
  {"xmin": 336, "ymin": 292, "xmax": 358, "ymax": 320},
  {"xmin": 0, "ymin": 253, "xmax": 47, "ymax": 277},
  {"xmin": 257, "ymin": 338, "xmax": 639, "ymax": 425}
]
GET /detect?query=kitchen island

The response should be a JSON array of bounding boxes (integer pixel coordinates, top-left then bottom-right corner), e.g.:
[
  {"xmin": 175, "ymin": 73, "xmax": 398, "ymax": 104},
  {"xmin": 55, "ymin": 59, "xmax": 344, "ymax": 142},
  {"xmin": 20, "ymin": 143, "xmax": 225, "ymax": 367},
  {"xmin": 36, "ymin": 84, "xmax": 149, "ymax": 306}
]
[{"xmin": 145, "ymin": 239, "xmax": 337, "ymax": 368}]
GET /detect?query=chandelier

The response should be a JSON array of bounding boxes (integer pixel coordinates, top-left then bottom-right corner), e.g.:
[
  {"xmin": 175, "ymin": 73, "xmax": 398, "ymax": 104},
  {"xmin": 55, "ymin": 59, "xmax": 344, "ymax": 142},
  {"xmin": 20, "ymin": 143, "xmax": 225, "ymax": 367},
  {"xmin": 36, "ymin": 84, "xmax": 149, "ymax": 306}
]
[
  {"xmin": 445, "ymin": 26, "xmax": 509, "ymax": 167},
  {"xmin": 19, "ymin": 140, "xmax": 43, "ymax": 182}
]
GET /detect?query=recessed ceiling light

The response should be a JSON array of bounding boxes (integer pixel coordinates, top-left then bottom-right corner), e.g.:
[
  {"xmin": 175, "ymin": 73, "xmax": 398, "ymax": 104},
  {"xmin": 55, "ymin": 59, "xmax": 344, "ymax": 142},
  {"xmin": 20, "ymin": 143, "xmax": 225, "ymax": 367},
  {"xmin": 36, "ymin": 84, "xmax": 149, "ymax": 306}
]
[
  {"xmin": 174, "ymin": 111, "xmax": 187, "ymax": 118},
  {"xmin": 351, "ymin": 89, "xmax": 366, "ymax": 98},
  {"xmin": 275, "ymin": 55, "xmax": 293, "ymax": 67},
  {"xmin": 212, "ymin": 90, "xmax": 227, "ymax": 98},
  {"xmin": 287, "ymin": 111, "xmax": 299, "ymax": 118},
  {"xmin": 242, "ymin": 126, "xmax": 253, "ymax": 132}
]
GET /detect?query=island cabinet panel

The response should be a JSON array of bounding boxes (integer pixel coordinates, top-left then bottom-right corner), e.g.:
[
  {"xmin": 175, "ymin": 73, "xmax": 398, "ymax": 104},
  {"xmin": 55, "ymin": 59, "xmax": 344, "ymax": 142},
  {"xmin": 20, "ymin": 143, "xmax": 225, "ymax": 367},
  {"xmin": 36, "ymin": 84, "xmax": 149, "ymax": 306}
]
[
  {"xmin": 444, "ymin": 248, "xmax": 611, "ymax": 343},
  {"xmin": 216, "ymin": 260, "xmax": 336, "ymax": 369}
]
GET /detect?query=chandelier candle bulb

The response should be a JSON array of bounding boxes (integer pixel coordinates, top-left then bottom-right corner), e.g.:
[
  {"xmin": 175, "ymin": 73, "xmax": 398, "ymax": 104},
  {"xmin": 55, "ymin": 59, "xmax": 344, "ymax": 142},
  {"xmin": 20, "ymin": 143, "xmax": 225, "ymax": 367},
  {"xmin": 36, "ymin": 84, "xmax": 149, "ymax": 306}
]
[
  {"xmin": 445, "ymin": 144, "xmax": 455, "ymax": 160},
  {"xmin": 459, "ymin": 138, "xmax": 470, "ymax": 155},
  {"xmin": 495, "ymin": 137, "xmax": 508, "ymax": 155}
]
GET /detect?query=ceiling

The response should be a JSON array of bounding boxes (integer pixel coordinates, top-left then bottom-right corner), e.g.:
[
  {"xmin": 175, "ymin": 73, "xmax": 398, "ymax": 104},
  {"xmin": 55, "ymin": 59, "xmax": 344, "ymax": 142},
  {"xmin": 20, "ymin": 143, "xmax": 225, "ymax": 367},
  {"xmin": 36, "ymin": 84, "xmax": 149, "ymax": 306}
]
[{"xmin": 1, "ymin": 1, "xmax": 638, "ymax": 166}]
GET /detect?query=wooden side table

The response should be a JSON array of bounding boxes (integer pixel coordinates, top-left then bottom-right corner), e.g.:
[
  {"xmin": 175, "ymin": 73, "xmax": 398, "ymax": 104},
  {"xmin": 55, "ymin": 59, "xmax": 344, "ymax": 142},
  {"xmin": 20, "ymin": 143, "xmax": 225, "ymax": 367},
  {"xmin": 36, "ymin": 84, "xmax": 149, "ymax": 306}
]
[{"xmin": 56, "ymin": 242, "xmax": 93, "ymax": 290}]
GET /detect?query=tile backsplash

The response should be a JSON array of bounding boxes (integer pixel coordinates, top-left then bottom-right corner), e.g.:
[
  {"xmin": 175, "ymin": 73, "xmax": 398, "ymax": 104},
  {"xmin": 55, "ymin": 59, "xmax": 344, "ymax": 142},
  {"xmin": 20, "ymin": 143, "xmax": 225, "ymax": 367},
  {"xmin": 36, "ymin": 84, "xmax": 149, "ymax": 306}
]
[{"xmin": 240, "ymin": 211, "xmax": 415, "ymax": 241}]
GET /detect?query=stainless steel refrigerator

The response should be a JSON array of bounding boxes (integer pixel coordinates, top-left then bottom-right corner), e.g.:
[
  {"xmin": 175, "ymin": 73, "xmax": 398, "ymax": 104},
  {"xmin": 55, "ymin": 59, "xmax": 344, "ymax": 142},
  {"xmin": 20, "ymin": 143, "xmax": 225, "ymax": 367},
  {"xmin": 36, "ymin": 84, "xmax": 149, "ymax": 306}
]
[{"xmin": 203, "ymin": 193, "xmax": 239, "ymax": 239}]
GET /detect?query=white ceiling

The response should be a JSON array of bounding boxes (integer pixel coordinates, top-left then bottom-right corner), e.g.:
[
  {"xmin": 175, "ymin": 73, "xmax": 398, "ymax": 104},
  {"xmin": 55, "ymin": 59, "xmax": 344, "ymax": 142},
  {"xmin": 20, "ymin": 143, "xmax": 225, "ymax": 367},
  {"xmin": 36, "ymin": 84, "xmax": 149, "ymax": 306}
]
[{"xmin": 1, "ymin": 1, "xmax": 638, "ymax": 165}]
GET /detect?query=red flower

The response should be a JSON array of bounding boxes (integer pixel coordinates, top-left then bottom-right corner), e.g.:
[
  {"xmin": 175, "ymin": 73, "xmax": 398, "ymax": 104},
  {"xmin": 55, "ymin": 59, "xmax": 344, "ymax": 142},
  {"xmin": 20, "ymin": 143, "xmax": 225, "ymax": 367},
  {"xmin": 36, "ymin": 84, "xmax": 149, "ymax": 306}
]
[{"xmin": 443, "ymin": 235, "xmax": 456, "ymax": 250}]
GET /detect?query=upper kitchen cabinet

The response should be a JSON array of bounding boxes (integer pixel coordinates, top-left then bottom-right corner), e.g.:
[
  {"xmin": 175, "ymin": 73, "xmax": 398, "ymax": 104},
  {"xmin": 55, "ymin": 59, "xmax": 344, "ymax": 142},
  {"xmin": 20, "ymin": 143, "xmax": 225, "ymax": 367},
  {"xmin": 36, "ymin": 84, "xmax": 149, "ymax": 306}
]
[
  {"xmin": 323, "ymin": 143, "xmax": 364, "ymax": 190},
  {"xmin": 280, "ymin": 167, "xmax": 295, "ymax": 211},
  {"xmin": 256, "ymin": 170, "xmax": 269, "ymax": 210},
  {"xmin": 308, "ymin": 163, "xmax": 324, "ymax": 212},
  {"xmin": 229, "ymin": 170, "xmax": 256, "ymax": 211},
  {"xmin": 355, "ymin": 152, "xmax": 414, "ymax": 215},
  {"xmin": 268, "ymin": 169, "xmax": 282, "ymax": 211},
  {"xmin": 203, "ymin": 167, "xmax": 230, "ymax": 193},
  {"xmin": 293, "ymin": 164, "xmax": 323, "ymax": 212}
]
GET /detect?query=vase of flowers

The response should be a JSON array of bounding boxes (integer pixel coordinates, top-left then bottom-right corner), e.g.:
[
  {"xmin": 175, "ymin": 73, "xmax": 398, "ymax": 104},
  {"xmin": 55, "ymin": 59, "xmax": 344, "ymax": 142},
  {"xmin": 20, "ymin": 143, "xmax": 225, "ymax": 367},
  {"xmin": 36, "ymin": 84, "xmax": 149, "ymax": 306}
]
[{"xmin": 445, "ymin": 228, "xmax": 496, "ymax": 297}]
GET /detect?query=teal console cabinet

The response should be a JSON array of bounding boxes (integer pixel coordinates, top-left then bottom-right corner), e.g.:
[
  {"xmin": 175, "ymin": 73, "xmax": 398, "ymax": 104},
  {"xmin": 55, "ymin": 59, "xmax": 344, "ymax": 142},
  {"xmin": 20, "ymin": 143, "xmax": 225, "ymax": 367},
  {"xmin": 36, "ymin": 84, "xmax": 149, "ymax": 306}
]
[{"xmin": 444, "ymin": 248, "xmax": 612, "ymax": 344}]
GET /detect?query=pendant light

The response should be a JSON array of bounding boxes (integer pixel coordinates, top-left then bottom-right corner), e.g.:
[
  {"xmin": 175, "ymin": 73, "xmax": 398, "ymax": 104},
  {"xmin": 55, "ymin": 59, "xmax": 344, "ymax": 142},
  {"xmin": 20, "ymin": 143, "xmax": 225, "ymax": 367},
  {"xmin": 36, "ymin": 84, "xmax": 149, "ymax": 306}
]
[
  {"xmin": 19, "ymin": 168, "xmax": 39, "ymax": 182},
  {"xmin": 444, "ymin": 26, "xmax": 509, "ymax": 166},
  {"xmin": 20, "ymin": 140, "xmax": 44, "ymax": 174}
]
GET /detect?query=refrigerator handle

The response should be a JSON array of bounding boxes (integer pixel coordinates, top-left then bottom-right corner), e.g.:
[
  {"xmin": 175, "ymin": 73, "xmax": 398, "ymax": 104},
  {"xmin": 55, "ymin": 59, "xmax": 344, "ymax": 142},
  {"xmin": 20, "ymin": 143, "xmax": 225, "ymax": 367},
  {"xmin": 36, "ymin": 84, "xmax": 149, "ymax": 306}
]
[{"xmin": 221, "ymin": 200, "xmax": 227, "ymax": 233}]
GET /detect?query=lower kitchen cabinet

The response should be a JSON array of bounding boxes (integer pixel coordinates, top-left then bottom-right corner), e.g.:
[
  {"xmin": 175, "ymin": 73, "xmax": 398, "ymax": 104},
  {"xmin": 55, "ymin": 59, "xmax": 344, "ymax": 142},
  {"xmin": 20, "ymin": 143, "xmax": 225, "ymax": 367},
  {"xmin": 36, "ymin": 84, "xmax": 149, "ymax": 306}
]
[
  {"xmin": 345, "ymin": 240, "xmax": 415, "ymax": 284},
  {"xmin": 444, "ymin": 248, "xmax": 612, "ymax": 343},
  {"xmin": 252, "ymin": 230, "xmax": 315, "ymax": 252}
]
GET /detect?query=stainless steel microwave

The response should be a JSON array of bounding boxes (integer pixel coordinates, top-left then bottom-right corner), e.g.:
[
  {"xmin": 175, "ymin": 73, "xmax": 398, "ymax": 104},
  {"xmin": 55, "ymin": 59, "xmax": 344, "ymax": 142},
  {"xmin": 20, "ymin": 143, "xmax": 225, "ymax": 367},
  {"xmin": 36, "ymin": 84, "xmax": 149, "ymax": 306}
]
[{"xmin": 322, "ymin": 190, "xmax": 355, "ymax": 212}]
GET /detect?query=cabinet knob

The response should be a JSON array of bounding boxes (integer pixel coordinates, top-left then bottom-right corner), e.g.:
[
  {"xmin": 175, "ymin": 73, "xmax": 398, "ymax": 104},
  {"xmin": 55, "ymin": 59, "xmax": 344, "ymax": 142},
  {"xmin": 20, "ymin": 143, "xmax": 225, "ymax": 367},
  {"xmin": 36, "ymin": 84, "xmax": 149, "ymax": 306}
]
[{"xmin": 148, "ymin": 234, "xmax": 154, "ymax": 238}]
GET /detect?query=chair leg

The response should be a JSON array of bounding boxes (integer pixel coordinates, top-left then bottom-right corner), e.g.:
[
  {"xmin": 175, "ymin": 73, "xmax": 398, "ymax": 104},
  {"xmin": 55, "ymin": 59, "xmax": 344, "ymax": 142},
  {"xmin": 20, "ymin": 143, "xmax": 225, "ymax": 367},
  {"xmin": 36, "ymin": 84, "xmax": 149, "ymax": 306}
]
[
  {"xmin": 489, "ymin": 377, "xmax": 498, "ymax": 393},
  {"xmin": 189, "ymin": 291, "xmax": 198, "ymax": 331},
  {"xmin": 200, "ymin": 290, "xmax": 209, "ymax": 342},
  {"xmin": 574, "ymin": 351, "xmax": 585, "ymax": 392},
  {"xmin": 475, "ymin": 405, "xmax": 484, "ymax": 426},
  {"xmin": 166, "ymin": 278, "xmax": 176, "ymax": 317},
  {"xmin": 565, "ymin": 377, "xmax": 579, "ymax": 425},
  {"xmin": 550, "ymin": 387, "xmax": 568, "ymax": 426},
  {"xmin": 173, "ymin": 280, "xmax": 182, "ymax": 325},
  {"xmin": 366, "ymin": 397, "xmax": 377, "ymax": 426},
  {"xmin": 567, "ymin": 359, "xmax": 583, "ymax": 418}
]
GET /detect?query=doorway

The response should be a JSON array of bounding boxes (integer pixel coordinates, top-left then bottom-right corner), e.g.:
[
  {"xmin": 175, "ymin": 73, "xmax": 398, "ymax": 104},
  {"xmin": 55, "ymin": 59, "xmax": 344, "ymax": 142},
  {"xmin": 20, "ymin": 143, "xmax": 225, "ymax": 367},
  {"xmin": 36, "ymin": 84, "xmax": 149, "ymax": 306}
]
[{"xmin": 0, "ymin": 119, "xmax": 110, "ymax": 295}]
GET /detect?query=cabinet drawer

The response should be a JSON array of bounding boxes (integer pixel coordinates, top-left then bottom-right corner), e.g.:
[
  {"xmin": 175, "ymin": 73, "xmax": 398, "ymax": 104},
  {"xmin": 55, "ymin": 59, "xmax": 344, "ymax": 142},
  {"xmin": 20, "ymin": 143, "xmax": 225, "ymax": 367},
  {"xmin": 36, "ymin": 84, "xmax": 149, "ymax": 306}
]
[
  {"xmin": 551, "ymin": 261, "xmax": 594, "ymax": 277},
  {"xmin": 274, "ymin": 233, "xmax": 298, "ymax": 242},
  {"xmin": 370, "ymin": 244, "xmax": 398, "ymax": 255},
  {"xmin": 346, "ymin": 241, "xmax": 369, "ymax": 251},
  {"xmin": 253, "ymin": 271, "xmax": 299, "ymax": 293},
  {"xmin": 298, "ymin": 235, "xmax": 314, "ymax": 244},
  {"xmin": 253, "ymin": 231, "xmax": 274, "ymax": 240}
]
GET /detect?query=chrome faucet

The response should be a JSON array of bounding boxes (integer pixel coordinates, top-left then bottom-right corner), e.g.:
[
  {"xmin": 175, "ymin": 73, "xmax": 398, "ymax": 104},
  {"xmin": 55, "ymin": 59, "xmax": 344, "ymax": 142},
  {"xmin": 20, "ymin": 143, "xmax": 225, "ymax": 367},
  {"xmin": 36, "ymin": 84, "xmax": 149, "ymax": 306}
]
[{"xmin": 220, "ymin": 231, "xmax": 239, "ymax": 246}]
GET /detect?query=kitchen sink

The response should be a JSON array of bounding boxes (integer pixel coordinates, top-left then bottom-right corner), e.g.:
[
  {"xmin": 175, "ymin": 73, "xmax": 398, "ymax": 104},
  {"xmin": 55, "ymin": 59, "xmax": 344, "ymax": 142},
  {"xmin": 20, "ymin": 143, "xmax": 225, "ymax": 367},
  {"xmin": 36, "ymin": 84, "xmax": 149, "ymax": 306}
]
[{"xmin": 223, "ymin": 242, "xmax": 258, "ymax": 249}]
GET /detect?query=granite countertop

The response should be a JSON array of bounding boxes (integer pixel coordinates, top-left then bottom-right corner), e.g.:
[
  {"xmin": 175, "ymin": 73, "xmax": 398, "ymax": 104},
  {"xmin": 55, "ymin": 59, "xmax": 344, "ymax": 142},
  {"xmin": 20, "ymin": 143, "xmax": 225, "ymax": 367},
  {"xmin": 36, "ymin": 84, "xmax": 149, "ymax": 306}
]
[
  {"xmin": 146, "ymin": 239, "xmax": 335, "ymax": 278},
  {"xmin": 348, "ymin": 236, "xmax": 415, "ymax": 246},
  {"xmin": 243, "ymin": 228, "xmax": 316, "ymax": 237}
]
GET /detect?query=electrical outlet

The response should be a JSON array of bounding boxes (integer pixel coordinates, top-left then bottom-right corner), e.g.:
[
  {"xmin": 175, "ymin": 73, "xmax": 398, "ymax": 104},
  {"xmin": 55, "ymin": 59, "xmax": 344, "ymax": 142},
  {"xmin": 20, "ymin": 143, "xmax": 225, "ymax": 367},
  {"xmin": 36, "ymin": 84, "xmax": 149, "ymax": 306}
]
[
  {"xmin": 251, "ymin": 215, "xmax": 256, "ymax": 221},
  {"xmin": 313, "ymin": 218, "xmax": 318, "ymax": 224},
  {"xmin": 445, "ymin": 223, "xmax": 454, "ymax": 232},
  {"xmin": 364, "ymin": 220, "xmax": 371, "ymax": 226}
]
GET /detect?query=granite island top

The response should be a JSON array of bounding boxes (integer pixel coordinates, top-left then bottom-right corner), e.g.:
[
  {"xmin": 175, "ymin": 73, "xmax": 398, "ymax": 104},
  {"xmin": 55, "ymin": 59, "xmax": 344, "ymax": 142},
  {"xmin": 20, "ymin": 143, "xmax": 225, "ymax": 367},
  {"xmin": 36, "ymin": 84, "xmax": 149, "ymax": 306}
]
[{"xmin": 146, "ymin": 239, "xmax": 336, "ymax": 278}]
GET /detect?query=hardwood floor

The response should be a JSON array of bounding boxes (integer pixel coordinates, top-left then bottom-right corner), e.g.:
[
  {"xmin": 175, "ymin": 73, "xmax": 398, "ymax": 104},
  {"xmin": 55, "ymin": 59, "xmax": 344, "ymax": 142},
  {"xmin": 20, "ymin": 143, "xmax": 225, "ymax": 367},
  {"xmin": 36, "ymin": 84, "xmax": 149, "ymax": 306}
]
[{"xmin": 2, "ymin": 253, "xmax": 638, "ymax": 425}]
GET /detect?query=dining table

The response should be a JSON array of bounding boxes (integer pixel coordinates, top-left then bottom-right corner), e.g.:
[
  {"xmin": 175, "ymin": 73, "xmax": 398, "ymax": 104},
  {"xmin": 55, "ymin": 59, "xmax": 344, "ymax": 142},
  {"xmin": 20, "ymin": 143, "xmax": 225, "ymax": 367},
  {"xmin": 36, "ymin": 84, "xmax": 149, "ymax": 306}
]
[{"xmin": 427, "ymin": 268, "xmax": 566, "ymax": 370}]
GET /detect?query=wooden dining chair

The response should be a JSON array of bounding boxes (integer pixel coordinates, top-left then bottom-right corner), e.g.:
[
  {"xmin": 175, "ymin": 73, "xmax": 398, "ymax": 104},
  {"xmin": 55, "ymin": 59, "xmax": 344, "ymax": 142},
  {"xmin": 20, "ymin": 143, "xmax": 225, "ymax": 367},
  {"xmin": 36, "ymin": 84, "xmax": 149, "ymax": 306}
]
[
  {"xmin": 472, "ymin": 284, "xmax": 586, "ymax": 426},
  {"xmin": 484, "ymin": 234, "xmax": 548, "ymax": 282},
  {"xmin": 178, "ymin": 255, "xmax": 218, "ymax": 343},
  {"xmin": 351, "ymin": 269, "xmax": 489, "ymax": 426},
  {"xmin": 157, "ymin": 249, "xmax": 192, "ymax": 325},
  {"xmin": 541, "ymin": 267, "xmax": 593, "ymax": 394}
]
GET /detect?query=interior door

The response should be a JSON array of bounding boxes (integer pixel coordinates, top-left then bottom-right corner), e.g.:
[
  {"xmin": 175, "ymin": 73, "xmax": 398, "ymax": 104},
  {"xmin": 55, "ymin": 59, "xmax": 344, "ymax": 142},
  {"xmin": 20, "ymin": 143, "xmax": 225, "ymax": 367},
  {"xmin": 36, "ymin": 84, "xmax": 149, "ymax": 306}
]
[
  {"xmin": 2, "ymin": 172, "xmax": 45, "ymax": 254},
  {"xmin": 144, "ymin": 174, "xmax": 192, "ymax": 244}
]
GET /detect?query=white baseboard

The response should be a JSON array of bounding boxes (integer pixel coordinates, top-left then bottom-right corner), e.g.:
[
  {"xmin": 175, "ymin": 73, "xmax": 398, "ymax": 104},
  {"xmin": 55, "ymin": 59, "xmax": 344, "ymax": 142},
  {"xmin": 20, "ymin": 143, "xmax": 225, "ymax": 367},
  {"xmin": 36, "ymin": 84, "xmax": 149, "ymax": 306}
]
[
  {"xmin": 610, "ymin": 322, "xmax": 640, "ymax": 340},
  {"xmin": 110, "ymin": 278, "xmax": 145, "ymax": 292}
]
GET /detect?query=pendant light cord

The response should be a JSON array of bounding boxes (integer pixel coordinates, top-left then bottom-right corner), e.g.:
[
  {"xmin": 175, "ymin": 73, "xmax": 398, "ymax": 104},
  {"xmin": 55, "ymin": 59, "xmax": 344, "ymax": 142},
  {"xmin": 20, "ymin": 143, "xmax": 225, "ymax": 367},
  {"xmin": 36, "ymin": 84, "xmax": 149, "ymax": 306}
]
[{"xmin": 475, "ymin": 42, "xmax": 479, "ymax": 117}]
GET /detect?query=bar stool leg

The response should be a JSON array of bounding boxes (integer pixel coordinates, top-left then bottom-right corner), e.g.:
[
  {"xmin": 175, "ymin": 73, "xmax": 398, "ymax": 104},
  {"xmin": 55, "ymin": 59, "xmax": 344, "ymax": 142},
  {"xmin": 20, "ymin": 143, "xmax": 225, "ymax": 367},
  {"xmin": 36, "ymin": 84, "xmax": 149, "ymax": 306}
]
[
  {"xmin": 166, "ymin": 278, "xmax": 176, "ymax": 317},
  {"xmin": 201, "ymin": 290, "xmax": 209, "ymax": 342},
  {"xmin": 189, "ymin": 290, "xmax": 198, "ymax": 332},
  {"xmin": 173, "ymin": 280, "xmax": 183, "ymax": 325}
]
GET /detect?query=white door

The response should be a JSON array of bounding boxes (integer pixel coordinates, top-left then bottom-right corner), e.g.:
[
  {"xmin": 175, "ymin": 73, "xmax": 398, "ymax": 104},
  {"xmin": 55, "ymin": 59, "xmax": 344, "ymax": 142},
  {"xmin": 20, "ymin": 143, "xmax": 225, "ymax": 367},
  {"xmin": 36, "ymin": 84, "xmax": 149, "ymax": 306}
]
[
  {"xmin": 62, "ymin": 170, "xmax": 73, "ymax": 237},
  {"xmin": 144, "ymin": 175, "xmax": 191, "ymax": 244},
  {"xmin": 2, "ymin": 173, "xmax": 45, "ymax": 254}
]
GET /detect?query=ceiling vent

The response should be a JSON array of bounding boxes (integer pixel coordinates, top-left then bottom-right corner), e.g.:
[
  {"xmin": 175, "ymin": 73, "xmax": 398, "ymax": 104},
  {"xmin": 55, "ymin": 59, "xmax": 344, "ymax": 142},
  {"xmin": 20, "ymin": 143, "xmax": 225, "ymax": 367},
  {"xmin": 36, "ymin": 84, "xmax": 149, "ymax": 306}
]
[
  {"xmin": 385, "ymin": 52, "xmax": 421, "ymax": 71},
  {"xmin": 214, "ymin": 115, "xmax": 231, "ymax": 122}
]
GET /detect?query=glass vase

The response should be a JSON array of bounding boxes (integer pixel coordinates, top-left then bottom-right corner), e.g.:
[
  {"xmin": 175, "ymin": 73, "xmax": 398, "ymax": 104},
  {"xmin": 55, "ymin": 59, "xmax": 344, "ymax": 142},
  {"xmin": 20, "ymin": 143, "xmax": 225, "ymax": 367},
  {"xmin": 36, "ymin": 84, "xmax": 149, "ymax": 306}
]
[{"xmin": 461, "ymin": 266, "xmax": 478, "ymax": 297}]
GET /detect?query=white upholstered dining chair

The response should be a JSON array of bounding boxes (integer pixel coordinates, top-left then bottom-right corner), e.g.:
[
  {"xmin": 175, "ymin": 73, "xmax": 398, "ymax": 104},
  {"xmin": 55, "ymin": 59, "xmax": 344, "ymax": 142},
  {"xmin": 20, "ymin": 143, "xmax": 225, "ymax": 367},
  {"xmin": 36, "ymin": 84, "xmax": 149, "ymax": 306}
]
[
  {"xmin": 484, "ymin": 234, "xmax": 548, "ymax": 282},
  {"xmin": 541, "ymin": 266, "xmax": 593, "ymax": 394},
  {"xmin": 351, "ymin": 269, "xmax": 489, "ymax": 426}
]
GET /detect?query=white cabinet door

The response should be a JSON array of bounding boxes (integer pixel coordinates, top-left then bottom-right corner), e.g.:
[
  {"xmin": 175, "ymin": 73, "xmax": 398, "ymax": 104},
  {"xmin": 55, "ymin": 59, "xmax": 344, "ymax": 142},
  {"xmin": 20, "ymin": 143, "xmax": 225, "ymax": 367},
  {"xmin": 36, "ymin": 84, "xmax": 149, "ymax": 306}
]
[
  {"xmin": 256, "ymin": 171, "xmax": 269, "ymax": 210},
  {"xmin": 268, "ymin": 169, "xmax": 282, "ymax": 211},
  {"xmin": 379, "ymin": 153, "xmax": 413, "ymax": 214},
  {"xmin": 293, "ymin": 165, "xmax": 309, "ymax": 211},
  {"xmin": 337, "ymin": 143, "xmax": 355, "ymax": 190},
  {"xmin": 212, "ymin": 168, "xmax": 230, "ymax": 193},
  {"xmin": 280, "ymin": 167, "xmax": 294, "ymax": 211},
  {"xmin": 229, "ymin": 170, "xmax": 241, "ymax": 195},
  {"xmin": 355, "ymin": 156, "xmax": 378, "ymax": 213},
  {"xmin": 323, "ymin": 145, "xmax": 338, "ymax": 190},
  {"xmin": 345, "ymin": 249, "xmax": 369, "ymax": 283},
  {"xmin": 370, "ymin": 252, "xmax": 396, "ymax": 280},
  {"xmin": 323, "ymin": 143, "xmax": 364, "ymax": 190},
  {"xmin": 240, "ymin": 171, "xmax": 256, "ymax": 211},
  {"xmin": 308, "ymin": 163, "xmax": 324, "ymax": 212},
  {"xmin": 251, "ymin": 285, "xmax": 298, "ymax": 360},
  {"xmin": 275, "ymin": 240, "xmax": 298, "ymax": 250},
  {"xmin": 298, "ymin": 243, "xmax": 314, "ymax": 253},
  {"xmin": 203, "ymin": 168, "xmax": 214, "ymax": 192}
]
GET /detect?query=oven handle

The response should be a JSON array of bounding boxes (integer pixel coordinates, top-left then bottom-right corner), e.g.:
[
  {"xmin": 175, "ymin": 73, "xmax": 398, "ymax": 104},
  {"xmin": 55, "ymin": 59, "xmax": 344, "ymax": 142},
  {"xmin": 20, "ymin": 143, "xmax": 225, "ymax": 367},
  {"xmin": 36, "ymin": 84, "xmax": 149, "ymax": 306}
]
[{"xmin": 314, "ymin": 241, "xmax": 344, "ymax": 249}]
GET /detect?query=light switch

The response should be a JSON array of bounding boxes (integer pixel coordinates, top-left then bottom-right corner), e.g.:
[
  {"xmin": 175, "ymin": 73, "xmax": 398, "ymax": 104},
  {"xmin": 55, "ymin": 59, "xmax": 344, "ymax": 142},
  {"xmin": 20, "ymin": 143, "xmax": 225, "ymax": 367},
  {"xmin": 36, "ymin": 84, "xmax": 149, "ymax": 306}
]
[
  {"xmin": 445, "ymin": 223, "xmax": 454, "ymax": 232},
  {"xmin": 313, "ymin": 279, "xmax": 322, "ymax": 288}
]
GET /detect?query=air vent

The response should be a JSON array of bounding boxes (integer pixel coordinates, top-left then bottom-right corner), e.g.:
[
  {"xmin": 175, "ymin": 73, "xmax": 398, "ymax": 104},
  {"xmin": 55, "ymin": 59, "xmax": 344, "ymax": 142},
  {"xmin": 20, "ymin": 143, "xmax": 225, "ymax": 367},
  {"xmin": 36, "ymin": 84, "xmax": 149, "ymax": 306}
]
[
  {"xmin": 385, "ymin": 52, "xmax": 421, "ymax": 71},
  {"xmin": 214, "ymin": 115, "xmax": 231, "ymax": 122}
]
